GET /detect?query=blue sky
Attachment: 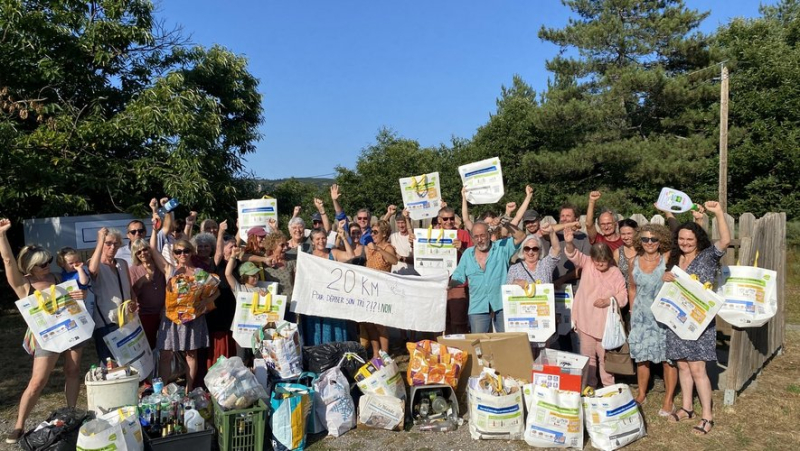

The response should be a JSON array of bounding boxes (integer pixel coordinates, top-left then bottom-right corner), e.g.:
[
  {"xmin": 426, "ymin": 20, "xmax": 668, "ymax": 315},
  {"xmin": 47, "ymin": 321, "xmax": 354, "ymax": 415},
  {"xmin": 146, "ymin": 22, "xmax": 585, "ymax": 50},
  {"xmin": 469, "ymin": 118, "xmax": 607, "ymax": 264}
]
[{"xmin": 155, "ymin": 0, "xmax": 770, "ymax": 180}]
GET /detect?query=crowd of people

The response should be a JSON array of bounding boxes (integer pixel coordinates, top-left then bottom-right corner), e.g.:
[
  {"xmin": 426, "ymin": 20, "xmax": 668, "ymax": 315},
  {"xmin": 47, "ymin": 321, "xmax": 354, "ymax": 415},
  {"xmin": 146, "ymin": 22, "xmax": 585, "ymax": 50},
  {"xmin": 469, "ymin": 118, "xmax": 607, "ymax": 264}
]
[{"xmin": 0, "ymin": 186, "xmax": 730, "ymax": 443}]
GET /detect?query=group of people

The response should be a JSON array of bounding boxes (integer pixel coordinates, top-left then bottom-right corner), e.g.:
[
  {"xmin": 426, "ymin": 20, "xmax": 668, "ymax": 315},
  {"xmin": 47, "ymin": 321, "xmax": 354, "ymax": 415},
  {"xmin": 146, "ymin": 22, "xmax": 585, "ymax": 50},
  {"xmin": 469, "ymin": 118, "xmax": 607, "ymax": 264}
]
[{"xmin": 0, "ymin": 186, "xmax": 729, "ymax": 443}]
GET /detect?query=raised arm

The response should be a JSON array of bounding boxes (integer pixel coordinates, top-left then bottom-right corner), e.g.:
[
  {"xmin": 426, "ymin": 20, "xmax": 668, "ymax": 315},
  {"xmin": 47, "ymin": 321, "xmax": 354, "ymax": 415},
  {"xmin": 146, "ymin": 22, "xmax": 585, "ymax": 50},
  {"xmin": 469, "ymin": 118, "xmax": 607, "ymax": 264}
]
[
  {"xmin": 214, "ymin": 220, "xmax": 228, "ymax": 267},
  {"xmin": 654, "ymin": 202, "xmax": 680, "ymax": 233},
  {"xmin": 184, "ymin": 211, "xmax": 197, "ymax": 238},
  {"xmin": 150, "ymin": 215, "xmax": 159, "ymax": 250},
  {"xmin": 330, "ymin": 184, "xmax": 344, "ymax": 217},
  {"xmin": 88, "ymin": 227, "xmax": 108, "ymax": 277},
  {"xmin": 541, "ymin": 223, "xmax": 561, "ymax": 257},
  {"xmin": 292, "ymin": 206, "xmax": 301, "ymax": 219},
  {"xmin": 332, "ymin": 225, "xmax": 354, "ymax": 261},
  {"xmin": 585, "ymin": 190, "xmax": 601, "ymax": 243},
  {"xmin": 382, "ymin": 205, "xmax": 397, "ymax": 222},
  {"xmin": 314, "ymin": 198, "xmax": 331, "ymax": 233},
  {"xmin": 225, "ymin": 248, "xmax": 240, "ymax": 289},
  {"xmin": 511, "ymin": 185, "xmax": 534, "ymax": 226},
  {"xmin": 0, "ymin": 219, "xmax": 28, "ymax": 298},
  {"xmin": 460, "ymin": 186, "xmax": 474, "ymax": 232},
  {"xmin": 501, "ymin": 215, "xmax": 526, "ymax": 245},
  {"xmin": 706, "ymin": 201, "xmax": 731, "ymax": 251}
]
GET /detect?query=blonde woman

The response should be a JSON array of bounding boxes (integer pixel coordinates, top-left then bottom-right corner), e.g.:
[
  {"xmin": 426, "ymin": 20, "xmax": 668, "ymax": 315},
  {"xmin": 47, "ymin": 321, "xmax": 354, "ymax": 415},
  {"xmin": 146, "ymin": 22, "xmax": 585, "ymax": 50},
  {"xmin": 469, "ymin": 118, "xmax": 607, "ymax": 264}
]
[
  {"xmin": 129, "ymin": 238, "xmax": 167, "ymax": 349},
  {"xmin": 364, "ymin": 220, "xmax": 398, "ymax": 358}
]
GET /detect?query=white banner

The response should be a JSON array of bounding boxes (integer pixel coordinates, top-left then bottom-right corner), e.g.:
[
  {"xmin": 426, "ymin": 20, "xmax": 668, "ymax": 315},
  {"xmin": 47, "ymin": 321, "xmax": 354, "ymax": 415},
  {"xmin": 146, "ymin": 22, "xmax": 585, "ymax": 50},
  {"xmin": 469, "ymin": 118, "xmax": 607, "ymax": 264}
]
[
  {"xmin": 292, "ymin": 251, "xmax": 448, "ymax": 332},
  {"xmin": 231, "ymin": 282, "xmax": 287, "ymax": 348},
  {"xmin": 399, "ymin": 172, "xmax": 442, "ymax": 220},
  {"xmin": 717, "ymin": 266, "xmax": 778, "ymax": 328},
  {"xmin": 16, "ymin": 280, "xmax": 95, "ymax": 353},
  {"xmin": 501, "ymin": 284, "xmax": 555, "ymax": 343},
  {"xmin": 412, "ymin": 227, "xmax": 458, "ymax": 277},
  {"xmin": 651, "ymin": 266, "xmax": 724, "ymax": 340},
  {"xmin": 237, "ymin": 197, "xmax": 278, "ymax": 241},
  {"xmin": 555, "ymin": 285, "xmax": 574, "ymax": 336},
  {"xmin": 459, "ymin": 157, "xmax": 504, "ymax": 204}
]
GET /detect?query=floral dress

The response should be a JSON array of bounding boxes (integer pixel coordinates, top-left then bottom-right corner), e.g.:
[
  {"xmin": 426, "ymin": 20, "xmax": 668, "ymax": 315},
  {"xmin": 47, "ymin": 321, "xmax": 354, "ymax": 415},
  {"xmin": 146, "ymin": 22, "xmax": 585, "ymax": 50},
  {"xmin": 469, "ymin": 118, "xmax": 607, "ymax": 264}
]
[
  {"xmin": 665, "ymin": 246, "xmax": 725, "ymax": 362},
  {"xmin": 628, "ymin": 256, "xmax": 667, "ymax": 363}
]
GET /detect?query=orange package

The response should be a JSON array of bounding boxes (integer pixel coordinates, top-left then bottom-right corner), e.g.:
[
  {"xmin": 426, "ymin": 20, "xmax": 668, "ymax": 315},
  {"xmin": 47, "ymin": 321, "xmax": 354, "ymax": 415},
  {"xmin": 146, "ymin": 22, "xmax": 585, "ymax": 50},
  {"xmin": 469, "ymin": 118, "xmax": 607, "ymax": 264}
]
[{"xmin": 406, "ymin": 339, "xmax": 467, "ymax": 389}]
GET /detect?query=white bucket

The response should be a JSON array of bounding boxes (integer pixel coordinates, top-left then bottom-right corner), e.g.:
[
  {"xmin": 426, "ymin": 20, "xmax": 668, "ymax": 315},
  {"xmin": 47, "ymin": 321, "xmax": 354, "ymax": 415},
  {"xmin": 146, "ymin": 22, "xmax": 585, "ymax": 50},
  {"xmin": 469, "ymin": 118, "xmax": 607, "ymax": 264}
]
[{"xmin": 85, "ymin": 368, "xmax": 139, "ymax": 415}]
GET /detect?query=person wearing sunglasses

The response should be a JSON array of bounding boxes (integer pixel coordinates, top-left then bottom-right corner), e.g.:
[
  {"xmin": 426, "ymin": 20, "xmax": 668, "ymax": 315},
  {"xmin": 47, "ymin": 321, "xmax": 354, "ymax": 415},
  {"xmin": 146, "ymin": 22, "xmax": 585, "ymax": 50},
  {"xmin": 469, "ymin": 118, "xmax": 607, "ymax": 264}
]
[
  {"xmin": 330, "ymin": 183, "xmax": 373, "ymax": 247},
  {"xmin": 0, "ymin": 219, "xmax": 89, "ymax": 444},
  {"xmin": 128, "ymin": 239, "xmax": 167, "ymax": 350},
  {"xmin": 88, "ymin": 227, "xmax": 137, "ymax": 364},
  {"xmin": 626, "ymin": 224, "xmax": 676, "ymax": 414},
  {"xmin": 438, "ymin": 205, "xmax": 473, "ymax": 334},
  {"xmin": 506, "ymin": 223, "xmax": 561, "ymax": 288},
  {"xmin": 114, "ymin": 219, "xmax": 148, "ymax": 266}
]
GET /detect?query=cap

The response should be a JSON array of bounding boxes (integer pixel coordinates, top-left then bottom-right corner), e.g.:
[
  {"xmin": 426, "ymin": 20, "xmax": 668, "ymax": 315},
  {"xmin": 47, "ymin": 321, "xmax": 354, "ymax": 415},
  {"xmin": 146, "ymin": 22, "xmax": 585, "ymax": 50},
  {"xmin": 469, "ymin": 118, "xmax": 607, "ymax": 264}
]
[
  {"xmin": 311, "ymin": 212, "xmax": 322, "ymax": 222},
  {"xmin": 522, "ymin": 210, "xmax": 541, "ymax": 223},
  {"xmin": 247, "ymin": 226, "xmax": 267, "ymax": 237},
  {"xmin": 238, "ymin": 261, "xmax": 261, "ymax": 277}
]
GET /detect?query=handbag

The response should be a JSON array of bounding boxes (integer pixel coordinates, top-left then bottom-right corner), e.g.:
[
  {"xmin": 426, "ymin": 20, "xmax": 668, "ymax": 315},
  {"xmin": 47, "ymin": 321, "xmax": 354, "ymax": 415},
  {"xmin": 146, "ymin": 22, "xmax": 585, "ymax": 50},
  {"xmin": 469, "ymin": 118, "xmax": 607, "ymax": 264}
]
[
  {"xmin": 604, "ymin": 341, "xmax": 635, "ymax": 376},
  {"xmin": 601, "ymin": 296, "xmax": 626, "ymax": 350}
]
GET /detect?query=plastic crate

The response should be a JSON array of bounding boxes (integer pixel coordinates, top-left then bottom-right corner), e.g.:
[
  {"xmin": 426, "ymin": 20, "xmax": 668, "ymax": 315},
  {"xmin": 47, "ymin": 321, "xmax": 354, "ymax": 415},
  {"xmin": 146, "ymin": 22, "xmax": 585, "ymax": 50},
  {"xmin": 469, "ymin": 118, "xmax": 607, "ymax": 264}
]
[
  {"xmin": 212, "ymin": 398, "xmax": 268, "ymax": 451},
  {"xmin": 144, "ymin": 426, "xmax": 215, "ymax": 451}
]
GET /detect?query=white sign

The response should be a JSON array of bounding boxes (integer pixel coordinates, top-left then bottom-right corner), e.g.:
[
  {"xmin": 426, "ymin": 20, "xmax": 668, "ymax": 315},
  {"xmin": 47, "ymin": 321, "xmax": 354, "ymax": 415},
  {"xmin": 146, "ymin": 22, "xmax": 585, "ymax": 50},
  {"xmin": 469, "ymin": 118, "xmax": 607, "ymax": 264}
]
[
  {"xmin": 15, "ymin": 280, "xmax": 95, "ymax": 353},
  {"xmin": 74, "ymin": 219, "xmax": 151, "ymax": 249},
  {"xmin": 412, "ymin": 228, "xmax": 458, "ymax": 276},
  {"xmin": 501, "ymin": 284, "xmax": 556, "ymax": 343},
  {"xmin": 459, "ymin": 157, "xmax": 504, "ymax": 204},
  {"xmin": 555, "ymin": 285, "xmax": 574, "ymax": 336},
  {"xmin": 717, "ymin": 266, "xmax": 778, "ymax": 328},
  {"xmin": 231, "ymin": 283, "xmax": 286, "ymax": 348},
  {"xmin": 292, "ymin": 251, "xmax": 448, "ymax": 332},
  {"xmin": 651, "ymin": 266, "xmax": 724, "ymax": 340},
  {"xmin": 399, "ymin": 172, "xmax": 442, "ymax": 220},
  {"xmin": 237, "ymin": 197, "xmax": 278, "ymax": 241}
]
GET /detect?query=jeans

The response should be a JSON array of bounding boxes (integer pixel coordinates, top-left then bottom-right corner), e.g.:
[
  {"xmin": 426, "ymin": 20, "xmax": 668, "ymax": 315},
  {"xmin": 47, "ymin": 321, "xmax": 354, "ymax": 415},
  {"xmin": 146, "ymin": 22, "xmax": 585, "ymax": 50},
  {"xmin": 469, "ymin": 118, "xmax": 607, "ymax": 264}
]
[{"xmin": 468, "ymin": 309, "xmax": 505, "ymax": 333}]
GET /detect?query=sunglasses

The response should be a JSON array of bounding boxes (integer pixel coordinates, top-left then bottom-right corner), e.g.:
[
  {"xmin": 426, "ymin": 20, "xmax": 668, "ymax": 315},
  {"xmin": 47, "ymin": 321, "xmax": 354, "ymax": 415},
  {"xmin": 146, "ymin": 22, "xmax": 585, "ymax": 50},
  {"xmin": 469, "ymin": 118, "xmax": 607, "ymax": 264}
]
[
  {"xmin": 135, "ymin": 248, "xmax": 150, "ymax": 255},
  {"xmin": 104, "ymin": 241, "xmax": 119, "ymax": 247},
  {"xmin": 440, "ymin": 216, "xmax": 455, "ymax": 221},
  {"xmin": 523, "ymin": 246, "xmax": 540, "ymax": 253},
  {"xmin": 37, "ymin": 257, "xmax": 54, "ymax": 268},
  {"xmin": 312, "ymin": 220, "xmax": 323, "ymax": 224},
  {"xmin": 128, "ymin": 228, "xmax": 146, "ymax": 235},
  {"xmin": 173, "ymin": 249, "xmax": 191, "ymax": 255},
  {"xmin": 640, "ymin": 237, "xmax": 660, "ymax": 244},
  {"xmin": 356, "ymin": 216, "xmax": 369, "ymax": 221}
]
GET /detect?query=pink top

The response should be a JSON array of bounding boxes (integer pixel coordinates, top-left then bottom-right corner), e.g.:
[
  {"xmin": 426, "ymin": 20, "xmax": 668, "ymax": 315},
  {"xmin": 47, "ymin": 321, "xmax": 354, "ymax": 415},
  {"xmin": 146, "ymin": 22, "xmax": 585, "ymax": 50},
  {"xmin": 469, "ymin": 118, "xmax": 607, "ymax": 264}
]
[{"xmin": 566, "ymin": 248, "xmax": 628, "ymax": 339}]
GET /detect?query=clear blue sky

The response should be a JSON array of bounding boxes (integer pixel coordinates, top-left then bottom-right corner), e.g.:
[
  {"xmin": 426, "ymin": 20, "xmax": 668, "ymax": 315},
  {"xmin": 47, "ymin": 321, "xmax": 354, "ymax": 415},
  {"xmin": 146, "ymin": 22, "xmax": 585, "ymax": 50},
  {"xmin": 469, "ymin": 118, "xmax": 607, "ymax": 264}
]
[{"xmin": 154, "ymin": 0, "xmax": 770, "ymax": 180}]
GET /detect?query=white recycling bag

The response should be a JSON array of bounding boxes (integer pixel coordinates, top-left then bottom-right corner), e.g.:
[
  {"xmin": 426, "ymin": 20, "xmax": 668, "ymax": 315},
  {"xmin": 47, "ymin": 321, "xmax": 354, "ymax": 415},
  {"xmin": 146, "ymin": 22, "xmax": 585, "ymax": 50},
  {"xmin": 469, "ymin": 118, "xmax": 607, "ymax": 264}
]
[
  {"xmin": 523, "ymin": 384, "xmax": 583, "ymax": 449},
  {"xmin": 582, "ymin": 384, "xmax": 646, "ymax": 451}
]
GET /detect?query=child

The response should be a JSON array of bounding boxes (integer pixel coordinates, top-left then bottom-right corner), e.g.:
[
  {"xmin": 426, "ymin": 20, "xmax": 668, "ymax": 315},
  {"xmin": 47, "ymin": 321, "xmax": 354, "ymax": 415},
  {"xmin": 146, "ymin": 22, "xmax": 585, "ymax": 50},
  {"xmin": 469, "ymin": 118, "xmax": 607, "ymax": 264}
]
[{"xmin": 57, "ymin": 247, "xmax": 95, "ymax": 317}]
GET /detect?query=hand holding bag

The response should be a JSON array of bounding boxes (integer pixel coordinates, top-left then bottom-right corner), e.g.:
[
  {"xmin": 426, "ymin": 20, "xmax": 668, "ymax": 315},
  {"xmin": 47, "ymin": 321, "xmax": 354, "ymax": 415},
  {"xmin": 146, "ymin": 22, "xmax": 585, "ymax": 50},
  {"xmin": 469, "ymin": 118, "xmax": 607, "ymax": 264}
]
[{"xmin": 601, "ymin": 297, "xmax": 626, "ymax": 350}]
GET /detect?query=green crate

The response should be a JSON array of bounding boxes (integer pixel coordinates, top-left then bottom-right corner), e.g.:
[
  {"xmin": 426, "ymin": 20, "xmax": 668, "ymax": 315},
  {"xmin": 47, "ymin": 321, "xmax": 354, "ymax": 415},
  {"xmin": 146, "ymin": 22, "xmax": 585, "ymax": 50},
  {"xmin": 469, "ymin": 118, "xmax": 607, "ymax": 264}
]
[{"xmin": 212, "ymin": 398, "xmax": 268, "ymax": 451}]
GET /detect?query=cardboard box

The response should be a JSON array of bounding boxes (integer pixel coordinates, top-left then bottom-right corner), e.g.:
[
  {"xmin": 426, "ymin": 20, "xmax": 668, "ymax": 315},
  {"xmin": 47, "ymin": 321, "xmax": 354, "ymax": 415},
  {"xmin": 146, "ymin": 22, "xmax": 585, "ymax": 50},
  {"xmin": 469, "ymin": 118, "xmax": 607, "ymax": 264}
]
[
  {"xmin": 531, "ymin": 348, "xmax": 589, "ymax": 393},
  {"xmin": 437, "ymin": 332, "xmax": 533, "ymax": 415}
]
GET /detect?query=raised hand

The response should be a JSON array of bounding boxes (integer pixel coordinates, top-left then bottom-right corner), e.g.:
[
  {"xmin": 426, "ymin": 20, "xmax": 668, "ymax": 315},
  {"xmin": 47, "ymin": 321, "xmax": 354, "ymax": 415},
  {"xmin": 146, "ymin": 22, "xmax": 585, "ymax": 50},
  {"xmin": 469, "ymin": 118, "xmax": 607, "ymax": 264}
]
[
  {"xmin": 402, "ymin": 208, "xmax": 410, "ymax": 218},
  {"xmin": 149, "ymin": 198, "xmax": 159, "ymax": 212},
  {"xmin": 186, "ymin": 211, "xmax": 197, "ymax": 224},
  {"xmin": 387, "ymin": 205, "xmax": 397, "ymax": 216},
  {"xmin": 0, "ymin": 218, "xmax": 11, "ymax": 234},
  {"xmin": 314, "ymin": 198, "xmax": 325, "ymax": 212},
  {"xmin": 97, "ymin": 227, "xmax": 109, "ymax": 240},
  {"xmin": 338, "ymin": 219, "xmax": 346, "ymax": 231},
  {"xmin": 461, "ymin": 186, "xmax": 467, "ymax": 198},
  {"xmin": 525, "ymin": 185, "xmax": 533, "ymax": 197},
  {"xmin": 540, "ymin": 222, "xmax": 553, "ymax": 234},
  {"xmin": 589, "ymin": 191, "xmax": 601, "ymax": 202},
  {"xmin": 293, "ymin": 206, "xmax": 302, "ymax": 217},
  {"xmin": 330, "ymin": 184, "xmax": 341, "ymax": 201},
  {"xmin": 563, "ymin": 226, "xmax": 574, "ymax": 243},
  {"xmin": 704, "ymin": 201, "xmax": 722, "ymax": 214},
  {"xmin": 219, "ymin": 220, "xmax": 228, "ymax": 232},
  {"xmin": 506, "ymin": 202, "xmax": 517, "ymax": 216},
  {"xmin": 159, "ymin": 197, "xmax": 169, "ymax": 207}
]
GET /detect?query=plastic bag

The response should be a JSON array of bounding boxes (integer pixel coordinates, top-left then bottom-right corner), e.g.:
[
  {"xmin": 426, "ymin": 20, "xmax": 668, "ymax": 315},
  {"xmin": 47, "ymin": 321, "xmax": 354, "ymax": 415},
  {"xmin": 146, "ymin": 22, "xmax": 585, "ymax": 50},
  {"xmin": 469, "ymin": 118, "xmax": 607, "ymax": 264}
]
[
  {"xmin": 204, "ymin": 356, "xmax": 269, "ymax": 411},
  {"xmin": 406, "ymin": 339, "xmax": 466, "ymax": 388},
  {"xmin": 303, "ymin": 341, "xmax": 368, "ymax": 381},
  {"xmin": 98, "ymin": 407, "xmax": 143, "ymax": 451},
  {"xmin": 523, "ymin": 384, "xmax": 583, "ymax": 449},
  {"xmin": 252, "ymin": 321, "xmax": 303, "ymax": 379},
  {"xmin": 270, "ymin": 383, "xmax": 311, "ymax": 451},
  {"xmin": 467, "ymin": 370, "xmax": 525, "ymax": 440},
  {"xmin": 583, "ymin": 384, "xmax": 646, "ymax": 451},
  {"xmin": 20, "ymin": 407, "xmax": 93, "ymax": 451},
  {"xmin": 601, "ymin": 297, "xmax": 626, "ymax": 350},
  {"xmin": 314, "ymin": 354, "xmax": 356, "ymax": 437},
  {"xmin": 76, "ymin": 419, "xmax": 127, "ymax": 451}
]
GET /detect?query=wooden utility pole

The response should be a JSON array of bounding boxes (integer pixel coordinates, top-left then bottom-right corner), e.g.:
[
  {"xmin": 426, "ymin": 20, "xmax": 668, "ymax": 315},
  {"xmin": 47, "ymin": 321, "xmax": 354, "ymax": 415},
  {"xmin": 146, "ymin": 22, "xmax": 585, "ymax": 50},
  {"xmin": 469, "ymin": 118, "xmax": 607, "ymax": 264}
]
[{"xmin": 719, "ymin": 63, "xmax": 729, "ymax": 211}]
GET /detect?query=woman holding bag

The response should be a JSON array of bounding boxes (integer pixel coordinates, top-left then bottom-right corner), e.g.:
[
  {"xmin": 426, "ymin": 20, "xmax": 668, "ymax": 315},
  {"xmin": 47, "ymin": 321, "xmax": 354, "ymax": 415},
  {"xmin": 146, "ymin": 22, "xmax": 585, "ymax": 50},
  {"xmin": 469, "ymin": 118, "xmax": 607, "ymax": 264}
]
[
  {"xmin": 564, "ymin": 227, "xmax": 628, "ymax": 389},
  {"xmin": 0, "ymin": 219, "xmax": 88, "ymax": 444},
  {"xmin": 627, "ymin": 224, "xmax": 677, "ymax": 412}
]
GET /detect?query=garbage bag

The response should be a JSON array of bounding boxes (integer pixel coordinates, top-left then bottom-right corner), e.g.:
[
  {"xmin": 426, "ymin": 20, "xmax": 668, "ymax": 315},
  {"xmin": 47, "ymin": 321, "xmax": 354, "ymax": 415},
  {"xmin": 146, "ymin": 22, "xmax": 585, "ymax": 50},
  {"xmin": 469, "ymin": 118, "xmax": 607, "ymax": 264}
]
[
  {"xmin": 20, "ymin": 407, "xmax": 93, "ymax": 451},
  {"xmin": 303, "ymin": 341, "xmax": 367, "ymax": 382}
]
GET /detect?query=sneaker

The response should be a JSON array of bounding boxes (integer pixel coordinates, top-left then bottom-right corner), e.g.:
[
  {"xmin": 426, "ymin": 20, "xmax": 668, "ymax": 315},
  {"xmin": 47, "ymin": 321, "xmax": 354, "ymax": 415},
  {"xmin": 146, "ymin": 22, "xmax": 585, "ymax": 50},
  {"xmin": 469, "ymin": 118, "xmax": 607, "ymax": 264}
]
[{"xmin": 5, "ymin": 428, "xmax": 23, "ymax": 444}]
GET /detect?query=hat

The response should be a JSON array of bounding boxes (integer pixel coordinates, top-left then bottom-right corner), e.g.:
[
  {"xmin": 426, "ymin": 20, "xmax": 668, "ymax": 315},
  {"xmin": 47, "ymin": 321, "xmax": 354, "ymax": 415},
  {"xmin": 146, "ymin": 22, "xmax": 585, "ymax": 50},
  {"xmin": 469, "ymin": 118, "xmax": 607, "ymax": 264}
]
[
  {"xmin": 522, "ymin": 210, "xmax": 541, "ymax": 223},
  {"xmin": 238, "ymin": 261, "xmax": 260, "ymax": 277},
  {"xmin": 311, "ymin": 212, "xmax": 322, "ymax": 222},
  {"xmin": 247, "ymin": 226, "xmax": 267, "ymax": 237}
]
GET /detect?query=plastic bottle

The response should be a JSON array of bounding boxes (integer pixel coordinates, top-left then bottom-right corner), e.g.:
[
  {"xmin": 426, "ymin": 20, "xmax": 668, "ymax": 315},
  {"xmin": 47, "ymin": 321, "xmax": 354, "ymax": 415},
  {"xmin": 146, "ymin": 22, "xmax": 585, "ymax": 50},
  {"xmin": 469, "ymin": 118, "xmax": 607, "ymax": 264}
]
[
  {"xmin": 655, "ymin": 187, "xmax": 700, "ymax": 213},
  {"xmin": 157, "ymin": 198, "xmax": 180, "ymax": 218},
  {"xmin": 106, "ymin": 357, "xmax": 115, "ymax": 369},
  {"xmin": 152, "ymin": 377, "xmax": 164, "ymax": 395},
  {"xmin": 184, "ymin": 408, "xmax": 205, "ymax": 433}
]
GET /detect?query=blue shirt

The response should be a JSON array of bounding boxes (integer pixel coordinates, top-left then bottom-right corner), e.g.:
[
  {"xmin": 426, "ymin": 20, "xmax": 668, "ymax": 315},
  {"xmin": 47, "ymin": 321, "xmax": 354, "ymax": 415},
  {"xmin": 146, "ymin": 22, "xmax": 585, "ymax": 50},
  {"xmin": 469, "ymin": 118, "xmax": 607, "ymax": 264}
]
[
  {"xmin": 335, "ymin": 211, "xmax": 373, "ymax": 245},
  {"xmin": 451, "ymin": 237, "xmax": 520, "ymax": 315}
]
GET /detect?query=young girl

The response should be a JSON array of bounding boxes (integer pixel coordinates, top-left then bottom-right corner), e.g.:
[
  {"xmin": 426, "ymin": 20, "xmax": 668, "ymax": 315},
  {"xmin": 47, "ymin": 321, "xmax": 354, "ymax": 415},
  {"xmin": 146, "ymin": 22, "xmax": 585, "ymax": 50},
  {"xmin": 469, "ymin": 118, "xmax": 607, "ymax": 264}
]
[
  {"xmin": 564, "ymin": 226, "xmax": 628, "ymax": 389},
  {"xmin": 364, "ymin": 220, "xmax": 398, "ymax": 359},
  {"xmin": 56, "ymin": 247, "xmax": 94, "ymax": 318}
]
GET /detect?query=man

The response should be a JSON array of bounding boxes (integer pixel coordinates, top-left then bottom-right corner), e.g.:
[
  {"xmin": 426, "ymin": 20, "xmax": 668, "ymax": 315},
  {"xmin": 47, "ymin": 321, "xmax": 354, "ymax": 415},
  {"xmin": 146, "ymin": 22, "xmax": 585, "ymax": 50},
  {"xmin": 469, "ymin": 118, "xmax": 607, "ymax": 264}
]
[
  {"xmin": 330, "ymin": 184, "xmax": 372, "ymax": 245},
  {"xmin": 435, "ymin": 206, "xmax": 473, "ymax": 334},
  {"xmin": 115, "ymin": 219, "xmax": 147, "ymax": 265},
  {"xmin": 520, "ymin": 209, "xmax": 542, "ymax": 236},
  {"xmin": 586, "ymin": 190, "xmax": 623, "ymax": 251},
  {"xmin": 450, "ymin": 218, "xmax": 525, "ymax": 333},
  {"xmin": 389, "ymin": 209, "xmax": 417, "ymax": 275}
]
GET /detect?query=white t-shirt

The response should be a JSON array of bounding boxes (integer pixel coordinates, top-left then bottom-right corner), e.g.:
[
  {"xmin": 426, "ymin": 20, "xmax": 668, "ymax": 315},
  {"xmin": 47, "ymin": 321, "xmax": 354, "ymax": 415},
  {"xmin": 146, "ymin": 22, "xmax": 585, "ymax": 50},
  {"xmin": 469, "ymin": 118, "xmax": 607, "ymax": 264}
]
[{"xmin": 389, "ymin": 231, "xmax": 417, "ymax": 275}]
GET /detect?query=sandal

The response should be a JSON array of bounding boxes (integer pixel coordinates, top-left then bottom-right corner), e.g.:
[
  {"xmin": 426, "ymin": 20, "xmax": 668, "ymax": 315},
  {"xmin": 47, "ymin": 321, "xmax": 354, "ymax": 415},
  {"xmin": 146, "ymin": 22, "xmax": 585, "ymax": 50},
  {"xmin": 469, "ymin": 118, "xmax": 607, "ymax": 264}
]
[
  {"xmin": 658, "ymin": 407, "xmax": 676, "ymax": 417},
  {"xmin": 668, "ymin": 407, "xmax": 695, "ymax": 423},
  {"xmin": 693, "ymin": 418, "xmax": 715, "ymax": 435}
]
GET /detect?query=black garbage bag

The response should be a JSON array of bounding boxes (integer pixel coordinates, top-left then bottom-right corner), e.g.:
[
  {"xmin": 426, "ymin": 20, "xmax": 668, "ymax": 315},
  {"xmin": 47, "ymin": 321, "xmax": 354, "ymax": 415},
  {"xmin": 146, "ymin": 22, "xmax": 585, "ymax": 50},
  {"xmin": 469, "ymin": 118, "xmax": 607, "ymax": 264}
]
[
  {"xmin": 302, "ymin": 341, "xmax": 368, "ymax": 382},
  {"xmin": 19, "ymin": 407, "xmax": 93, "ymax": 451}
]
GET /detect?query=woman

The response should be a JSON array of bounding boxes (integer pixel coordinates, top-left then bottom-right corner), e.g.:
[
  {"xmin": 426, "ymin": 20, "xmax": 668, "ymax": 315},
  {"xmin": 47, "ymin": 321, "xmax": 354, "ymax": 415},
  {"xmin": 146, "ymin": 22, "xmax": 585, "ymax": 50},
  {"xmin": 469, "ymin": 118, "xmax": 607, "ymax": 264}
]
[
  {"xmin": 129, "ymin": 239, "xmax": 166, "ymax": 350},
  {"xmin": 506, "ymin": 223, "xmax": 560, "ymax": 286},
  {"xmin": 240, "ymin": 226, "xmax": 270, "ymax": 279},
  {"xmin": 303, "ymin": 226, "xmax": 356, "ymax": 346},
  {"xmin": 664, "ymin": 201, "xmax": 730, "ymax": 436},
  {"xmin": 627, "ymin": 224, "xmax": 677, "ymax": 413},
  {"xmin": 0, "ymin": 219, "xmax": 87, "ymax": 444},
  {"xmin": 205, "ymin": 221, "xmax": 238, "ymax": 369},
  {"xmin": 261, "ymin": 231, "xmax": 297, "ymax": 322},
  {"xmin": 346, "ymin": 222, "xmax": 365, "ymax": 265},
  {"xmin": 154, "ymin": 238, "xmax": 218, "ymax": 391},
  {"xmin": 364, "ymin": 220, "xmax": 398, "ymax": 359},
  {"xmin": 286, "ymin": 217, "xmax": 311, "ymax": 257},
  {"xmin": 191, "ymin": 232, "xmax": 216, "ymax": 270},
  {"xmin": 613, "ymin": 218, "xmax": 639, "ymax": 282},
  {"xmin": 564, "ymin": 227, "xmax": 628, "ymax": 389},
  {"xmin": 88, "ymin": 227, "xmax": 136, "ymax": 363}
]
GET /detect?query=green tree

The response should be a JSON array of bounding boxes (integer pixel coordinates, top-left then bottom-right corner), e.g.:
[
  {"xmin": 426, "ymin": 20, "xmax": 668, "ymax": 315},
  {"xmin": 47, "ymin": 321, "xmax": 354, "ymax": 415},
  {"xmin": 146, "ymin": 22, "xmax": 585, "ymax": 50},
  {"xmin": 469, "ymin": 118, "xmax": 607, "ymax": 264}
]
[{"xmin": 0, "ymin": 0, "xmax": 263, "ymax": 226}]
